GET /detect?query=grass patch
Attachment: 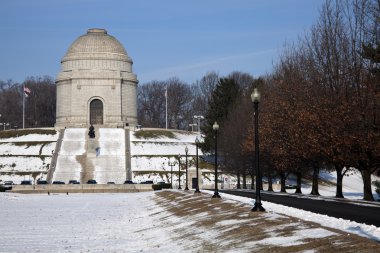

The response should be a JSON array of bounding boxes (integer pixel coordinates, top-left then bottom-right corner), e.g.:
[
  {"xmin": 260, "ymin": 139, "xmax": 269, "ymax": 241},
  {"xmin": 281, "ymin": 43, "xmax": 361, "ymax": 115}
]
[
  {"xmin": 134, "ymin": 130, "xmax": 177, "ymax": 140},
  {"xmin": 199, "ymin": 160, "xmax": 214, "ymax": 170},
  {"xmin": 0, "ymin": 171, "xmax": 46, "ymax": 176},
  {"xmin": 131, "ymin": 155, "xmax": 196, "ymax": 158},
  {"xmin": 0, "ymin": 155, "xmax": 52, "ymax": 158},
  {"xmin": 7, "ymin": 141, "xmax": 55, "ymax": 147},
  {"xmin": 0, "ymin": 129, "xmax": 56, "ymax": 139},
  {"xmin": 133, "ymin": 171, "xmax": 170, "ymax": 177}
]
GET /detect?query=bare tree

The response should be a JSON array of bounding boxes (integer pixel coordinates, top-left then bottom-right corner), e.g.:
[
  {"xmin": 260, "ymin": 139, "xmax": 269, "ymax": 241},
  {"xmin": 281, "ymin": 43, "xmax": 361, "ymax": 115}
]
[{"xmin": 137, "ymin": 80, "xmax": 166, "ymax": 128}]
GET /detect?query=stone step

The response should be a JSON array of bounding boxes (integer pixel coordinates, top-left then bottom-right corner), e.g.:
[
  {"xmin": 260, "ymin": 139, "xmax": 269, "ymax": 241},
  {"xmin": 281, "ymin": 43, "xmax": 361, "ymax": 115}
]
[{"xmin": 52, "ymin": 127, "xmax": 128, "ymax": 184}]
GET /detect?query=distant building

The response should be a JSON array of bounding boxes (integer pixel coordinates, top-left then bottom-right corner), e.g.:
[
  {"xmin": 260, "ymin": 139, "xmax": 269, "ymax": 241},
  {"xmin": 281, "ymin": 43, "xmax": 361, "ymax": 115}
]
[{"xmin": 55, "ymin": 28, "xmax": 138, "ymax": 128}]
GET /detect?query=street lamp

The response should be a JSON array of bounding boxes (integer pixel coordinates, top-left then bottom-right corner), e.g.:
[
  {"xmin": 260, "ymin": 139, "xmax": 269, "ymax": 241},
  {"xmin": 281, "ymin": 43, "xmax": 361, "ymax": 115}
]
[
  {"xmin": 251, "ymin": 88, "xmax": 265, "ymax": 211},
  {"xmin": 178, "ymin": 154, "xmax": 182, "ymax": 189},
  {"xmin": 193, "ymin": 115, "xmax": 204, "ymax": 134},
  {"xmin": 189, "ymin": 123, "xmax": 197, "ymax": 132},
  {"xmin": 168, "ymin": 160, "xmax": 175, "ymax": 189},
  {"xmin": 0, "ymin": 123, "xmax": 10, "ymax": 131},
  {"xmin": 212, "ymin": 121, "xmax": 221, "ymax": 198},
  {"xmin": 194, "ymin": 136, "xmax": 201, "ymax": 193},
  {"xmin": 184, "ymin": 146, "xmax": 189, "ymax": 190}
]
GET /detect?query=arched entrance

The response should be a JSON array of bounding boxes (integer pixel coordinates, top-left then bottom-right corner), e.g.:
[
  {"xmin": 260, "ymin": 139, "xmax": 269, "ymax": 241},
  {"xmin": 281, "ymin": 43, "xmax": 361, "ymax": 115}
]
[{"xmin": 90, "ymin": 99, "xmax": 103, "ymax": 125}]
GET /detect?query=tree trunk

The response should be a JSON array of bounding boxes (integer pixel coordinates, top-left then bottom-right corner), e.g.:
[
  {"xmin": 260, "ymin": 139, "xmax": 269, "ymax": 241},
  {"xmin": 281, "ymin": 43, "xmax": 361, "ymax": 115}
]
[
  {"xmin": 236, "ymin": 171, "xmax": 241, "ymax": 189},
  {"xmin": 267, "ymin": 174, "xmax": 273, "ymax": 192},
  {"xmin": 310, "ymin": 165, "xmax": 320, "ymax": 195},
  {"xmin": 360, "ymin": 169, "xmax": 374, "ymax": 201},
  {"xmin": 242, "ymin": 173, "xmax": 247, "ymax": 189},
  {"xmin": 335, "ymin": 165, "xmax": 344, "ymax": 198},
  {"xmin": 295, "ymin": 172, "xmax": 302, "ymax": 194},
  {"xmin": 280, "ymin": 173, "xmax": 286, "ymax": 193},
  {"xmin": 250, "ymin": 169, "xmax": 255, "ymax": 190}
]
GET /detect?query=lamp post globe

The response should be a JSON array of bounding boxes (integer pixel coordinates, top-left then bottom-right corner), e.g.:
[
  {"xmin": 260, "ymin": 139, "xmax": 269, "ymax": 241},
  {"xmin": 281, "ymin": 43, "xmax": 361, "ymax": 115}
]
[
  {"xmin": 212, "ymin": 121, "xmax": 221, "ymax": 198},
  {"xmin": 251, "ymin": 88, "xmax": 265, "ymax": 212},
  {"xmin": 193, "ymin": 115, "xmax": 204, "ymax": 134},
  {"xmin": 194, "ymin": 136, "xmax": 201, "ymax": 193},
  {"xmin": 184, "ymin": 146, "xmax": 189, "ymax": 190}
]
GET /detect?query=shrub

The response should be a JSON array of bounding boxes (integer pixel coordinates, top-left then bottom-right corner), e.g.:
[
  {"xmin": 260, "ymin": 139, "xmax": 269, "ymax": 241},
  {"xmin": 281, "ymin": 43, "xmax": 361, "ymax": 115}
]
[
  {"xmin": 0, "ymin": 186, "xmax": 6, "ymax": 192},
  {"xmin": 0, "ymin": 129, "xmax": 56, "ymax": 139},
  {"xmin": 134, "ymin": 130, "xmax": 176, "ymax": 139},
  {"xmin": 373, "ymin": 180, "xmax": 380, "ymax": 195},
  {"xmin": 160, "ymin": 183, "xmax": 171, "ymax": 189},
  {"xmin": 152, "ymin": 184, "xmax": 162, "ymax": 191}
]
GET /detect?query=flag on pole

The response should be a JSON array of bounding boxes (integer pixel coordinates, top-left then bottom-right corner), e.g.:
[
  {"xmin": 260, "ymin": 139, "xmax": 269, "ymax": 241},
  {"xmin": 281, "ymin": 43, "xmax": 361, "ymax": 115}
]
[{"xmin": 24, "ymin": 87, "xmax": 31, "ymax": 97}]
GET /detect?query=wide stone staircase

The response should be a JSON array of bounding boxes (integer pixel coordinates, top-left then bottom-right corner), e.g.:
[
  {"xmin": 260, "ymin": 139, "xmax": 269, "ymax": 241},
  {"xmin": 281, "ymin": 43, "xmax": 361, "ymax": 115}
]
[{"xmin": 52, "ymin": 127, "xmax": 128, "ymax": 184}]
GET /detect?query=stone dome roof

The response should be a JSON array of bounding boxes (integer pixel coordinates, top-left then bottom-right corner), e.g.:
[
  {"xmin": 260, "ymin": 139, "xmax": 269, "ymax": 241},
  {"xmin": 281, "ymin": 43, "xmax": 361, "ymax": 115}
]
[{"xmin": 62, "ymin": 28, "xmax": 131, "ymax": 62}]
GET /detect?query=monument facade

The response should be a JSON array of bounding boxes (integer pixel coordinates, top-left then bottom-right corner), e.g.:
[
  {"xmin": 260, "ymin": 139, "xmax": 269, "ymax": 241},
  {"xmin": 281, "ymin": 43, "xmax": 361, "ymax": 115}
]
[{"xmin": 55, "ymin": 28, "xmax": 138, "ymax": 128}]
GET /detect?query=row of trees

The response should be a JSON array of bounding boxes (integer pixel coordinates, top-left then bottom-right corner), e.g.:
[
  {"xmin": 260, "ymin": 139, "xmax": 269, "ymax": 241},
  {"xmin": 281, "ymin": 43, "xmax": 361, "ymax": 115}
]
[
  {"xmin": 0, "ymin": 76, "xmax": 55, "ymax": 128},
  {"xmin": 0, "ymin": 71, "xmax": 220, "ymax": 130},
  {"xmin": 203, "ymin": 0, "xmax": 379, "ymax": 201},
  {"xmin": 137, "ymin": 72, "xmax": 219, "ymax": 129}
]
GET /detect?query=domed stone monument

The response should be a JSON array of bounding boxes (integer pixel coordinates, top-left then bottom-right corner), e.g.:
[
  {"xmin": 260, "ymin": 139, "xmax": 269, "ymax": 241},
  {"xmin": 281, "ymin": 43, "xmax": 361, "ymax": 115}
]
[{"xmin": 55, "ymin": 28, "xmax": 138, "ymax": 128}]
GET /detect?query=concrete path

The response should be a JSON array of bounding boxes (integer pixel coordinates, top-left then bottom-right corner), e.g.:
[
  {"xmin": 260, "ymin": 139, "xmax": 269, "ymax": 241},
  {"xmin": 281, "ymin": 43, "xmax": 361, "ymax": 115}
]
[{"xmin": 221, "ymin": 189, "xmax": 380, "ymax": 227}]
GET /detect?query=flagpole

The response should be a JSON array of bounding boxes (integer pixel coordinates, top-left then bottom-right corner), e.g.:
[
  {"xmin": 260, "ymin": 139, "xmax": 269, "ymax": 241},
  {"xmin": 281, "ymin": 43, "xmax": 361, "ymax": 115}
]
[
  {"xmin": 22, "ymin": 83, "xmax": 25, "ymax": 129},
  {"xmin": 165, "ymin": 83, "xmax": 168, "ymax": 129}
]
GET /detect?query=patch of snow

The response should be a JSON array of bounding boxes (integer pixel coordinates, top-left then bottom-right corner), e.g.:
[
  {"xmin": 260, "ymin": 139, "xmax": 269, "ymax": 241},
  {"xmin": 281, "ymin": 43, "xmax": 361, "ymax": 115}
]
[
  {"xmin": 0, "ymin": 156, "xmax": 50, "ymax": 172},
  {"xmin": 246, "ymin": 228, "xmax": 337, "ymax": 247},
  {"xmin": 63, "ymin": 128, "xmax": 86, "ymax": 141},
  {"xmin": 0, "ymin": 192, "xmax": 188, "ymax": 253},
  {"xmin": 0, "ymin": 142, "xmax": 55, "ymax": 156},
  {"xmin": 131, "ymin": 142, "xmax": 198, "ymax": 156},
  {"xmin": 215, "ymin": 219, "xmax": 247, "ymax": 226},
  {"xmin": 285, "ymin": 171, "xmax": 380, "ymax": 200}
]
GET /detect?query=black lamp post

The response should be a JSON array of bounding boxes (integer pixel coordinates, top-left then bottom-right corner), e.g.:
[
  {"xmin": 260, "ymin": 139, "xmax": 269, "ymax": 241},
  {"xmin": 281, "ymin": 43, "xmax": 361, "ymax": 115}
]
[
  {"xmin": 185, "ymin": 146, "xmax": 189, "ymax": 190},
  {"xmin": 212, "ymin": 121, "xmax": 221, "ymax": 198},
  {"xmin": 251, "ymin": 88, "xmax": 265, "ymax": 212},
  {"xmin": 168, "ymin": 160, "xmax": 175, "ymax": 189},
  {"xmin": 194, "ymin": 136, "xmax": 201, "ymax": 193},
  {"xmin": 178, "ymin": 154, "xmax": 182, "ymax": 189}
]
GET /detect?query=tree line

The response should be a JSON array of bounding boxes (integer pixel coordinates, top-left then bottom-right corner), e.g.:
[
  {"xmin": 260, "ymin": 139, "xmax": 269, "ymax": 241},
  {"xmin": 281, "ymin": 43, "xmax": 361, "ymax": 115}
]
[
  {"xmin": 0, "ymin": 76, "xmax": 56, "ymax": 128},
  {"xmin": 0, "ymin": 71, "xmax": 230, "ymax": 130},
  {"xmin": 202, "ymin": 0, "xmax": 380, "ymax": 201}
]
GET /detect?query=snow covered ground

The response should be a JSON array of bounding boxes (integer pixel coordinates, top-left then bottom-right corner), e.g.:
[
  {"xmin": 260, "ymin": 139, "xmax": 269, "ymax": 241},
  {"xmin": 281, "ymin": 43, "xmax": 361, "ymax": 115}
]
[
  {"xmin": 0, "ymin": 190, "xmax": 379, "ymax": 253},
  {"xmin": 0, "ymin": 130, "xmax": 58, "ymax": 183},
  {"xmin": 130, "ymin": 129, "xmax": 209, "ymax": 184},
  {"xmin": 284, "ymin": 171, "xmax": 380, "ymax": 200},
  {"xmin": 130, "ymin": 130, "xmax": 201, "ymax": 174}
]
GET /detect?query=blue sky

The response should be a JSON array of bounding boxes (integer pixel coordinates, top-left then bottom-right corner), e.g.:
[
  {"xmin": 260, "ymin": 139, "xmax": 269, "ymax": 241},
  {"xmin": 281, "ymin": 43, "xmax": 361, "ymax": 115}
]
[{"xmin": 0, "ymin": 0, "xmax": 324, "ymax": 84}]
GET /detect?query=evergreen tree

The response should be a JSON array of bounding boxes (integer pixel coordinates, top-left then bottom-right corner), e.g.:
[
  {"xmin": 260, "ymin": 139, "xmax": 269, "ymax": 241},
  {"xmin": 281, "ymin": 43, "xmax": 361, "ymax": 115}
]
[
  {"xmin": 201, "ymin": 77, "xmax": 240, "ymax": 152},
  {"xmin": 363, "ymin": 43, "xmax": 380, "ymax": 87}
]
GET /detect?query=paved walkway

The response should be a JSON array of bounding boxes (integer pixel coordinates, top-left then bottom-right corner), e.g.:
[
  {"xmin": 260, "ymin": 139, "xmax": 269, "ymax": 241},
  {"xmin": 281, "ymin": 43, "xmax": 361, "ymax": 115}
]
[{"xmin": 221, "ymin": 189, "xmax": 380, "ymax": 227}]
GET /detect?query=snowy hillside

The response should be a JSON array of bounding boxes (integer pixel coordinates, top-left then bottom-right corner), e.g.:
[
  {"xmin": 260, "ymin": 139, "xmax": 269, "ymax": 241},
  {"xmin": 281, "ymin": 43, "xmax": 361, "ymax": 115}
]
[
  {"xmin": 0, "ymin": 129, "xmax": 58, "ymax": 183},
  {"xmin": 130, "ymin": 128, "xmax": 208, "ymax": 184}
]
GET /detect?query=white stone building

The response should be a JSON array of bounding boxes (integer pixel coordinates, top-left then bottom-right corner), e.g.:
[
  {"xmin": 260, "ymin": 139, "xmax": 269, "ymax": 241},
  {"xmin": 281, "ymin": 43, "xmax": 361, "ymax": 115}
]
[{"xmin": 55, "ymin": 28, "xmax": 138, "ymax": 128}]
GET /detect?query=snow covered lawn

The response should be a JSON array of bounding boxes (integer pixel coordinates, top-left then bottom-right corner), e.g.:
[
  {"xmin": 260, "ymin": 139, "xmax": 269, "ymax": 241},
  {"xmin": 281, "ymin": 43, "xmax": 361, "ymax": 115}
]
[{"xmin": 0, "ymin": 191, "xmax": 379, "ymax": 253}]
